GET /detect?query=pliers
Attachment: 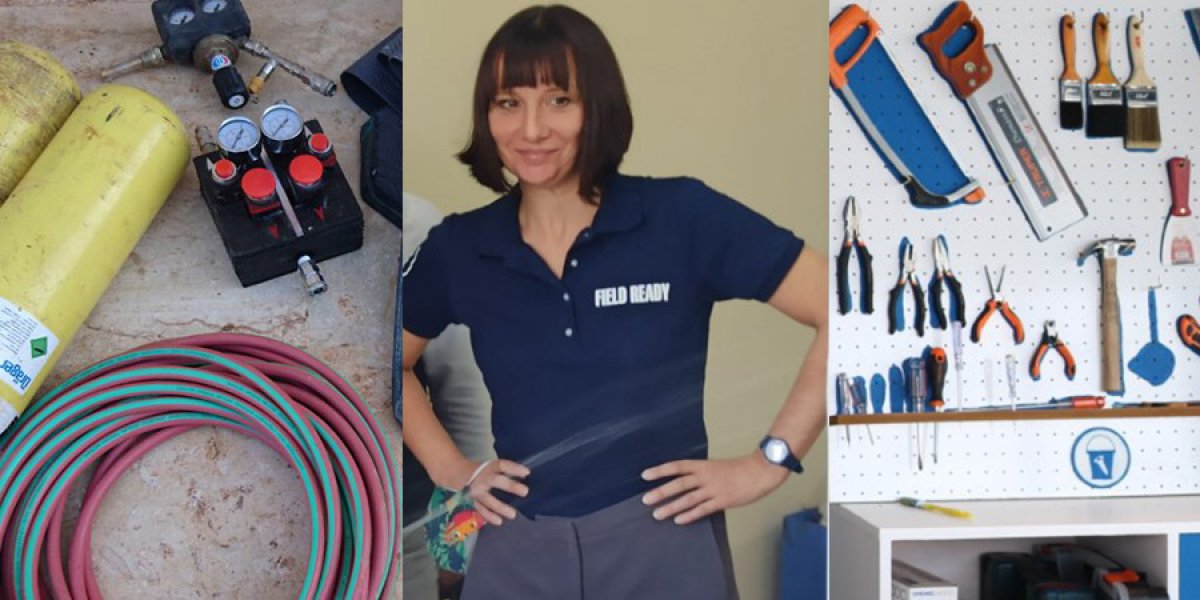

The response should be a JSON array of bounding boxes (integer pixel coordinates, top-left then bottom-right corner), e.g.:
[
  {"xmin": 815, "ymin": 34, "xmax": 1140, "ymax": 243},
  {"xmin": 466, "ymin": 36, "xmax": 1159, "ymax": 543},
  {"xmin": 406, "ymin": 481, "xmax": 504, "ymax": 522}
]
[
  {"xmin": 1031, "ymin": 321, "xmax": 1076, "ymax": 380},
  {"xmin": 930, "ymin": 236, "xmax": 966, "ymax": 329},
  {"xmin": 971, "ymin": 266, "xmax": 1025, "ymax": 344},
  {"xmin": 836, "ymin": 196, "xmax": 873, "ymax": 315},
  {"xmin": 888, "ymin": 238, "xmax": 925, "ymax": 336}
]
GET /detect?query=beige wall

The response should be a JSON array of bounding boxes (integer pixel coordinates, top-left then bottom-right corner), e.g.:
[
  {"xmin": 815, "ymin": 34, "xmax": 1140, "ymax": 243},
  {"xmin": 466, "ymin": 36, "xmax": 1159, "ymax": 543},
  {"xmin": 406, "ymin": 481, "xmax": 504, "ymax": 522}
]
[{"xmin": 403, "ymin": 1, "xmax": 828, "ymax": 597}]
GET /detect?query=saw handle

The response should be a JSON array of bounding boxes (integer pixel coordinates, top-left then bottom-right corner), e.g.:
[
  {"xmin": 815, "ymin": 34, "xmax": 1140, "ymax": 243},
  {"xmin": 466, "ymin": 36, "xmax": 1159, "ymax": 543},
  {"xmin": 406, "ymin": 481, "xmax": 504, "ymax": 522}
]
[
  {"xmin": 1168, "ymin": 157, "xmax": 1192, "ymax": 218},
  {"xmin": 1091, "ymin": 13, "xmax": 1119, "ymax": 86},
  {"xmin": 918, "ymin": 1, "xmax": 992, "ymax": 99},
  {"xmin": 830, "ymin": 5, "xmax": 880, "ymax": 90},
  {"xmin": 1061, "ymin": 14, "xmax": 1079, "ymax": 81}
]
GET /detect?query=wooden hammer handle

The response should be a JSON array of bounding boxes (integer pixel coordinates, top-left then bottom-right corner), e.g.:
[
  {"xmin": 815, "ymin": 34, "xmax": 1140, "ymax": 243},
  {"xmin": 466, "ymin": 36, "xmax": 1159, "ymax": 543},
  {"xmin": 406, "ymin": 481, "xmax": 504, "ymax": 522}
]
[{"xmin": 1101, "ymin": 256, "xmax": 1122, "ymax": 393}]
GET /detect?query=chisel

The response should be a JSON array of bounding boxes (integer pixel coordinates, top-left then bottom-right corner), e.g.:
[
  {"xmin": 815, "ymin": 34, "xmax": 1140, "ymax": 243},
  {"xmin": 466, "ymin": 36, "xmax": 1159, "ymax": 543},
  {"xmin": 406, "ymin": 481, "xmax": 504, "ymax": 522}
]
[
  {"xmin": 1124, "ymin": 14, "xmax": 1161, "ymax": 150},
  {"xmin": 1059, "ymin": 13, "xmax": 1083, "ymax": 130},
  {"xmin": 1087, "ymin": 12, "xmax": 1125, "ymax": 138}
]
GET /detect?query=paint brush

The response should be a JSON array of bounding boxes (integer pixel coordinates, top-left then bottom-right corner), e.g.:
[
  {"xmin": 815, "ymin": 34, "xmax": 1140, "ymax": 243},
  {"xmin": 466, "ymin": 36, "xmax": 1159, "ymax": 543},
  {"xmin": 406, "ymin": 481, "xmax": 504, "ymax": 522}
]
[
  {"xmin": 1086, "ymin": 12, "xmax": 1124, "ymax": 138},
  {"xmin": 1059, "ymin": 13, "xmax": 1083, "ymax": 130},
  {"xmin": 1124, "ymin": 14, "xmax": 1161, "ymax": 150}
]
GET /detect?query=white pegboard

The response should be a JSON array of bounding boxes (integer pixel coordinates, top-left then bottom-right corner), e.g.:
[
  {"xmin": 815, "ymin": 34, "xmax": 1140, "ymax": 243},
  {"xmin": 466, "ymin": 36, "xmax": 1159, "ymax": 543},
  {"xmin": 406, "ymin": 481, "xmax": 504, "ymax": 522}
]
[{"xmin": 829, "ymin": 0, "xmax": 1200, "ymax": 501}]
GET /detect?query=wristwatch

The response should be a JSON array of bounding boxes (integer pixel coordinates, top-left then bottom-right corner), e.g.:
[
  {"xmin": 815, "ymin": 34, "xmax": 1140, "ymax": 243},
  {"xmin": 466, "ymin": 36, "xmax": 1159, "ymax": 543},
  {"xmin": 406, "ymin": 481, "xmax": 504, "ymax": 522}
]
[{"xmin": 759, "ymin": 436, "xmax": 804, "ymax": 474}]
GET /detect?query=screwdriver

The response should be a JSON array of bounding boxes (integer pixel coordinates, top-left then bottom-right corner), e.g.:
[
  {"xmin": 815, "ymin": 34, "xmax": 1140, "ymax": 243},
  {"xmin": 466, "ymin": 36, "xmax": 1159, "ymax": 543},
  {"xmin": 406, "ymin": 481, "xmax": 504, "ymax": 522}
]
[
  {"xmin": 951, "ymin": 322, "xmax": 964, "ymax": 410},
  {"xmin": 1017, "ymin": 396, "xmax": 1106, "ymax": 410},
  {"xmin": 928, "ymin": 348, "xmax": 948, "ymax": 463},
  {"xmin": 906, "ymin": 358, "xmax": 926, "ymax": 470}
]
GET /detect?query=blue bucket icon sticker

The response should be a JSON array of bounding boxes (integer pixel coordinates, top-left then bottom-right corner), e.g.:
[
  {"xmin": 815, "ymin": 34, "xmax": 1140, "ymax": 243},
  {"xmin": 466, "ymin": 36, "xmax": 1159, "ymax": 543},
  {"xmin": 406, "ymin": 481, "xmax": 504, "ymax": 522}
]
[
  {"xmin": 1071, "ymin": 427, "xmax": 1131, "ymax": 489},
  {"xmin": 1086, "ymin": 436, "xmax": 1117, "ymax": 480}
]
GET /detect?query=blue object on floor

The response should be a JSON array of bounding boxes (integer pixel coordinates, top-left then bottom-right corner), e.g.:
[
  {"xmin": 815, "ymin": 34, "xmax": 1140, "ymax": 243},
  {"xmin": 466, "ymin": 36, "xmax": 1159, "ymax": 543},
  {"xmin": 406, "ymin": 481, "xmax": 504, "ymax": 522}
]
[{"xmin": 779, "ymin": 508, "xmax": 827, "ymax": 600}]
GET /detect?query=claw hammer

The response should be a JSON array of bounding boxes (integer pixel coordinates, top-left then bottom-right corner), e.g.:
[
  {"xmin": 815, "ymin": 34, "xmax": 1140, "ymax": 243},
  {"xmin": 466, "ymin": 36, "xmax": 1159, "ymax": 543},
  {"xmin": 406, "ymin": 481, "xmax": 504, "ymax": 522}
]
[{"xmin": 1077, "ymin": 238, "xmax": 1136, "ymax": 394}]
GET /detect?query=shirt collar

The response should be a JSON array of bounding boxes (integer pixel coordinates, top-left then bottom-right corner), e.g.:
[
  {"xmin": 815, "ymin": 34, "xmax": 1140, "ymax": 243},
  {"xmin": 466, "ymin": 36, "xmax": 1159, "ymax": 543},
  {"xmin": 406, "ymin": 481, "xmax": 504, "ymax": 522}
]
[{"xmin": 477, "ymin": 173, "xmax": 644, "ymax": 258}]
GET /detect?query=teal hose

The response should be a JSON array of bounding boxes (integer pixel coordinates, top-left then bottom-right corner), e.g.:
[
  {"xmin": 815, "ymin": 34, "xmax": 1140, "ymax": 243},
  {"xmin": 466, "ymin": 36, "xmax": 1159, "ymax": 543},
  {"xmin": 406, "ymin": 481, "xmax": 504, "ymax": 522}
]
[{"xmin": 0, "ymin": 333, "xmax": 399, "ymax": 599}]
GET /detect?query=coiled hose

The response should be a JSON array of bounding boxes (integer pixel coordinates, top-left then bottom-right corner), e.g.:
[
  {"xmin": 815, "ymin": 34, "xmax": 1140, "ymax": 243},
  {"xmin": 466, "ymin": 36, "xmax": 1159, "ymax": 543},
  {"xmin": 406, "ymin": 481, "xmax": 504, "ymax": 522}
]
[{"xmin": 0, "ymin": 333, "xmax": 399, "ymax": 599}]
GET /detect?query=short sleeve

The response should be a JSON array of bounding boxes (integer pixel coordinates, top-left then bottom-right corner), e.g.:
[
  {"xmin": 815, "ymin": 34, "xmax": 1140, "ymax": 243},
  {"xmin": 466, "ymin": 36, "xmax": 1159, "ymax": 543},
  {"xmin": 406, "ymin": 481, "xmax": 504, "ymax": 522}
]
[
  {"xmin": 687, "ymin": 180, "xmax": 805, "ymax": 302},
  {"xmin": 402, "ymin": 221, "xmax": 457, "ymax": 339}
]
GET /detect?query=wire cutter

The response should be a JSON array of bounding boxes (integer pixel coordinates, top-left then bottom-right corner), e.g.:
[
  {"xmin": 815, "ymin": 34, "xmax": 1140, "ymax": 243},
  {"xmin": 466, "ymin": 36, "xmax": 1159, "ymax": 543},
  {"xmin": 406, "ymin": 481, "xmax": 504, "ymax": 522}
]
[
  {"xmin": 930, "ymin": 236, "xmax": 965, "ymax": 329},
  {"xmin": 1031, "ymin": 321, "xmax": 1076, "ymax": 380},
  {"xmin": 971, "ymin": 266, "xmax": 1025, "ymax": 344},
  {"xmin": 836, "ymin": 196, "xmax": 873, "ymax": 315},
  {"xmin": 888, "ymin": 238, "xmax": 925, "ymax": 336}
]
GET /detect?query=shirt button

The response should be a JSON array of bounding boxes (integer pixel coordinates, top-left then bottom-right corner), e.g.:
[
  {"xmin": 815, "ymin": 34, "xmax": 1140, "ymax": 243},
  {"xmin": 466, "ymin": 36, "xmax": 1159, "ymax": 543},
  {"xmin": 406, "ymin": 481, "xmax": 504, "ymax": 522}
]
[
  {"xmin": 564, "ymin": 327, "xmax": 574, "ymax": 337},
  {"xmin": 581, "ymin": 230, "xmax": 592, "ymax": 240},
  {"xmin": 562, "ymin": 292, "xmax": 570, "ymax": 302},
  {"xmin": 570, "ymin": 258, "xmax": 579, "ymax": 268}
]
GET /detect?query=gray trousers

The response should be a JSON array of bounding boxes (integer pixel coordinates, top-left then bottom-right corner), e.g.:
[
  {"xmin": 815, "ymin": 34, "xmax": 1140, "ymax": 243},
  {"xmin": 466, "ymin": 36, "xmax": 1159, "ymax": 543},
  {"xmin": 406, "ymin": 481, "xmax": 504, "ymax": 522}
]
[{"xmin": 460, "ymin": 493, "xmax": 739, "ymax": 600}]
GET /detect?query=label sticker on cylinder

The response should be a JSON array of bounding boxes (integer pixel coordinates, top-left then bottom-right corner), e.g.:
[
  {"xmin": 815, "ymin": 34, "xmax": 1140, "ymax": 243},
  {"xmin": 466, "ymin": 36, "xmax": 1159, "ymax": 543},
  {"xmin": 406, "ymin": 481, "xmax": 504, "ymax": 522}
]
[{"xmin": 0, "ymin": 297, "xmax": 57, "ymax": 394}]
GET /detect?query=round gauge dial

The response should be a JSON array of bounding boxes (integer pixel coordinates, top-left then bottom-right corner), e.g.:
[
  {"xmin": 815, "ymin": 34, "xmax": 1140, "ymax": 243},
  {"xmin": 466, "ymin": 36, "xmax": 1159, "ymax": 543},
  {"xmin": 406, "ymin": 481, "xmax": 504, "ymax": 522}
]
[
  {"xmin": 216, "ymin": 116, "xmax": 261, "ymax": 154},
  {"xmin": 260, "ymin": 103, "xmax": 304, "ymax": 142},
  {"xmin": 201, "ymin": 0, "xmax": 228, "ymax": 13},
  {"xmin": 167, "ymin": 7, "xmax": 195, "ymax": 25}
]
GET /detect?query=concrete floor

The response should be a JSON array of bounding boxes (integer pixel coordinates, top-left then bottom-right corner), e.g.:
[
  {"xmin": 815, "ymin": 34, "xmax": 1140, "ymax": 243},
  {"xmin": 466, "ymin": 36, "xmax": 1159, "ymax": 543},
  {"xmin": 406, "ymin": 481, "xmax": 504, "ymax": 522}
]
[{"xmin": 1, "ymin": 0, "xmax": 402, "ymax": 597}]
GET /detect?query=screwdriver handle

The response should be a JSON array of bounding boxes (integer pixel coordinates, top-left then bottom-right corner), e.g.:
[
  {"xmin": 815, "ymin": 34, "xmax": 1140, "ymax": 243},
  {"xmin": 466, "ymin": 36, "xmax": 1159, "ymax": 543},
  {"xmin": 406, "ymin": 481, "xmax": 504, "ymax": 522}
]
[{"xmin": 929, "ymin": 348, "xmax": 948, "ymax": 411}]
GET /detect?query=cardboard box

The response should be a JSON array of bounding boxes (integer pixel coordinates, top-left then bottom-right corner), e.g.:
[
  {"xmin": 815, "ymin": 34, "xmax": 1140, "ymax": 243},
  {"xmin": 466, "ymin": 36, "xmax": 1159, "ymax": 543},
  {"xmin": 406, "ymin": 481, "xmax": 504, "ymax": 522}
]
[{"xmin": 892, "ymin": 560, "xmax": 958, "ymax": 600}]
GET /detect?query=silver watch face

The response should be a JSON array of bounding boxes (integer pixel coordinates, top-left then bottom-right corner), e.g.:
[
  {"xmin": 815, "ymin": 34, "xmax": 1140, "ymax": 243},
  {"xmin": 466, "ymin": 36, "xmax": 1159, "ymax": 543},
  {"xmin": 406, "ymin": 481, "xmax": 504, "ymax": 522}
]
[{"xmin": 764, "ymin": 439, "xmax": 789, "ymax": 463}]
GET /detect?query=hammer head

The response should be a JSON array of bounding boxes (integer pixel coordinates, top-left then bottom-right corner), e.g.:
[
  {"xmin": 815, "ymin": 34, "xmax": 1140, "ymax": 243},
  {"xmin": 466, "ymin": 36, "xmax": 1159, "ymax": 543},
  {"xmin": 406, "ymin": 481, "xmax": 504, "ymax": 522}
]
[{"xmin": 1077, "ymin": 238, "xmax": 1137, "ymax": 266}]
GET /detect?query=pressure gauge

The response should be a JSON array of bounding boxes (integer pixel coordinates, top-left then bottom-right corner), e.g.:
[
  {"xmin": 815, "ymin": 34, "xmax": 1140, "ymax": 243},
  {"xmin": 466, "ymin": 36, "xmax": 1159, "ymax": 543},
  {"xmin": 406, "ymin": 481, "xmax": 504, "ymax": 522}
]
[
  {"xmin": 260, "ymin": 103, "xmax": 305, "ymax": 154},
  {"xmin": 216, "ymin": 116, "xmax": 261, "ymax": 163},
  {"xmin": 201, "ymin": 0, "xmax": 228, "ymax": 13},
  {"xmin": 167, "ymin": 7, "xmax": 195, "ymax": 25}
]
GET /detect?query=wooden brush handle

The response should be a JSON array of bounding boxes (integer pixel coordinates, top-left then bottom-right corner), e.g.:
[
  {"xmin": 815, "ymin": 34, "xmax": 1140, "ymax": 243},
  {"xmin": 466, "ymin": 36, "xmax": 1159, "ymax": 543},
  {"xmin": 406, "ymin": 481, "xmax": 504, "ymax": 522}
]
[
  {"xmin": 1100, "ymin": 255, "xmax": 1122, "ymax": 393},
  {"xmin": 1061, "ymin": 14, "xmax": 1079, "ymax": 80},
  {"xmin": 1092, "ymin": 12, "xmax": 1119, "ymax": 85},
  {"xmin": 1127, "ymin": 15, "xmax": 1153, "ymax": 87}
]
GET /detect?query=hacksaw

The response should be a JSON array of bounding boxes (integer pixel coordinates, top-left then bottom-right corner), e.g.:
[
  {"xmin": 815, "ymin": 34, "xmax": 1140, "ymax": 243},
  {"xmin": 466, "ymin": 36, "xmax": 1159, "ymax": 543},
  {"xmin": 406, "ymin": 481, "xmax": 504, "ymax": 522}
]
[{"xmin": 920, "ymin": 2, "xmax": 1088, "ymax": 240}]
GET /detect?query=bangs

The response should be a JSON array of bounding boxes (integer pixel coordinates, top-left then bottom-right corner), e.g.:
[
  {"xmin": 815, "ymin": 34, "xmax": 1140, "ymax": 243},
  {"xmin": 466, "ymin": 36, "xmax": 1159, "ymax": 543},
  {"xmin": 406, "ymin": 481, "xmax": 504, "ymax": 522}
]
[
  {"xmin": 486, "ymin": 19, "xmax": 575, "ymax": 92},
  {"xmin": 497, "ymin": 45, "xmax": 573, "ymax": 91}
]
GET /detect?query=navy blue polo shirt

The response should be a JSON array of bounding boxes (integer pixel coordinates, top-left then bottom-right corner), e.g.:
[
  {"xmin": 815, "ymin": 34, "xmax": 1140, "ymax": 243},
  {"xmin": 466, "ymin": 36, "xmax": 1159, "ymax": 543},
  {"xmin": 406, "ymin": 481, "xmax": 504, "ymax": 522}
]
[{"xmin": 403, "ymin": 174, "xmax": 804, "ymax": 517}]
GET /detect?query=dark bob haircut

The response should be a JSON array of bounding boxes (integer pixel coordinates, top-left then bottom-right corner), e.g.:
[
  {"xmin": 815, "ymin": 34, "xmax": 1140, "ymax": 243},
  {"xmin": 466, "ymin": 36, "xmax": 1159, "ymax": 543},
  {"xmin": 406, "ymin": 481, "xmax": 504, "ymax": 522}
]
[{"xmin": 457, "ymin": 5, "xmax": 634, "ymax": 201}]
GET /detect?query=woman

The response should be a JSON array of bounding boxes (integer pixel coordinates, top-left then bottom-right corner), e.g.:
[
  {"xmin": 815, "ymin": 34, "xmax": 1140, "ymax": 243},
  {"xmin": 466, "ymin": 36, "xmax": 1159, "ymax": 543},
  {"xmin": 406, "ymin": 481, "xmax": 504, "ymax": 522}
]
[{"xmin": 402, "ymin": 5, "xmax": 828, "ymax": 598}]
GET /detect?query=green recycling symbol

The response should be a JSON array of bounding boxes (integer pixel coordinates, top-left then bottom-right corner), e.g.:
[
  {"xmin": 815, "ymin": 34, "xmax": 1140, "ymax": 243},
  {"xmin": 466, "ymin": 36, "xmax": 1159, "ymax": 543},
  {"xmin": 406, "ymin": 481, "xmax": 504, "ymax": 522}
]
[{"xmin": 30, "ymin": 337, "xmax": 47, "ymax": 359}]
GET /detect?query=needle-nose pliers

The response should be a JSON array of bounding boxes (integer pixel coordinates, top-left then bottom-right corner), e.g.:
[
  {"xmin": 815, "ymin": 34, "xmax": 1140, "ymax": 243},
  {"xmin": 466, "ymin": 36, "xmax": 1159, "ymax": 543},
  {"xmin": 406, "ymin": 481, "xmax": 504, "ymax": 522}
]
[
  {"xmin": 888, "ymin": 238, "xmax": 925, "ymax": 336},
  {"xmin": 836, "ymin": 196, "xmax": 873, "ymax": 315},
  {"xmin": 971, "ymin": 266, "xmax": 1025, "ymax": 344}
]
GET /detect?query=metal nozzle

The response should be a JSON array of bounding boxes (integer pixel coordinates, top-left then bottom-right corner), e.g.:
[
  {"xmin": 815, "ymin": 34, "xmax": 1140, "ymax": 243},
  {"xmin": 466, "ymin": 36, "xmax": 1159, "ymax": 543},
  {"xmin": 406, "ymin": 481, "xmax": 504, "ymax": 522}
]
[
  {"xmin": 194, "ymin": 126, "xmax": 218, "ymax": 154},
  {"xmin": 248, "ymin": 59, "xmax": 278, "ymax": 96},
  {"xmin": 241, "ymin": 38, "xmax": 338, "ymax": 97},
  {"xmin": 100, "ymin": 46, "xmax": 166, "ymax": 81},
  {"xmin": 297, "ymin": 255, "xmax": 328, "ymax": 295}
]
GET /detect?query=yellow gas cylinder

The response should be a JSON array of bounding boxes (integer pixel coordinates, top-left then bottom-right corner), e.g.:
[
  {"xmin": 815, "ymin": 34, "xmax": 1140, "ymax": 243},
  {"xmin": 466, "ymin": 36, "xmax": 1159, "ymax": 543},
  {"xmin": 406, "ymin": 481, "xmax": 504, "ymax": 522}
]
[
  {"xmin": 0, "ymin": 41, "xmax": 81, "ymax": 201},
  {"xmin": 0, "ymin": 84, "xmax": 189, "ymax": 431}
]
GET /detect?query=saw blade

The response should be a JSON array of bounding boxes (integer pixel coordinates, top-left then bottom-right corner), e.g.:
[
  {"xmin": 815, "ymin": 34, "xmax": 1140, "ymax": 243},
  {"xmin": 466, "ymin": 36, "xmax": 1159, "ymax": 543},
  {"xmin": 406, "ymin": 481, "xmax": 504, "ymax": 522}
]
[{"xmin": 965, "ymin": 45, "xmax": 1088, "ymax": 240}]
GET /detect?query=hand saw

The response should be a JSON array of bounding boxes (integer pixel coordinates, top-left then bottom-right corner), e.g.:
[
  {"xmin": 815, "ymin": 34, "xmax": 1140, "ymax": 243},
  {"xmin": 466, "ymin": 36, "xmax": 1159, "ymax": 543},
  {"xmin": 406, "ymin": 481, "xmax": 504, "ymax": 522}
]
[{"xmin": 919, "ymin": 2, "xmax": 1088, "ymax": 240}]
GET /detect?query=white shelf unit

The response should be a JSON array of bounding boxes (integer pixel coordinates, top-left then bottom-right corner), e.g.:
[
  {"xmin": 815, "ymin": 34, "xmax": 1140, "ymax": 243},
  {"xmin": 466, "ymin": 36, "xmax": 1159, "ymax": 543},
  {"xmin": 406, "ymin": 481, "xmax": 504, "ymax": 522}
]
[{"xmin": 831, "ymin": 496, "xmax": 1200, "ymax": 599}]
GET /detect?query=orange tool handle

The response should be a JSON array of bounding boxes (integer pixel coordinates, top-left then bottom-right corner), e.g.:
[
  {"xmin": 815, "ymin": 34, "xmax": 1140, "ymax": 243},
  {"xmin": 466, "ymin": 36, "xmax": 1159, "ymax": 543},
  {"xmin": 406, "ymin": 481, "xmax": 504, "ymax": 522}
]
[
  {"xmin": 970, "ymin": 301, "xmax": 995, "ymax": 343},
  {"xmin": 998, "ymin": 303, "xmax": 1025, "ymax": 343},
  {"xmin": 928, "ymin": 348, "xmax": 947, "ymax": 410},
  {"xmin": 1168, "ymin": 157, "xmax": 1193, "ymax": 218},
  {"xmin": 1091, "ymin": 13, "xmax": 1119, "ymax": 86},
  {"xmin": 830, "ymin": 4, "xmax": 880, "ymax": 90},
  {"xmin": 918, "ymin": 1, "xmax": 992, "ymax": 99},
  {"xmin": 1058, "ymin": 344, "xmax": 1077, "ymax": 379},
  {"xmin": 1061, "ymin": 14, "xmax": 1079, "ymax": 81},
  {"xmin": 1030, "ymin": 343, "xmax": 1048, "ymax": 380},
  {"xmin": 1179, "ymin": 314, "xmax": 1200, "ymax": 355},
  {"xmin": 1059, "ymin": 396, "xmax": 1106, "ymax": 409}
]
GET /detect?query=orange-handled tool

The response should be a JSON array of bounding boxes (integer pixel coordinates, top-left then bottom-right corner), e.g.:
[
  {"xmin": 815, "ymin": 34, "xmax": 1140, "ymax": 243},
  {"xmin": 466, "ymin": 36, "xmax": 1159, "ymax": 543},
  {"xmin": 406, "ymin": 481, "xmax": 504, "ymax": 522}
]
[{"xmin": 829, "ymin": 4, "xmax": 880, "ymax": 90}]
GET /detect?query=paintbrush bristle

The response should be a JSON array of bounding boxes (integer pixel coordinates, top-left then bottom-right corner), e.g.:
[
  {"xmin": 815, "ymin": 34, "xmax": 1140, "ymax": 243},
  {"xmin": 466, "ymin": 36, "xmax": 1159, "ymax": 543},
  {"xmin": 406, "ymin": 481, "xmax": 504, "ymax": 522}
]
[
  {"xmin": 1125, "ymin": 88, "xmax": 1161, "ymax": 150},
  {"xmin": 1086, "ymin": 104, "xmax": 1125, "ymax": 138},
  {"xmin": 1060, "ymin": 101, "xmax": 1083, "ymax": 130}
]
